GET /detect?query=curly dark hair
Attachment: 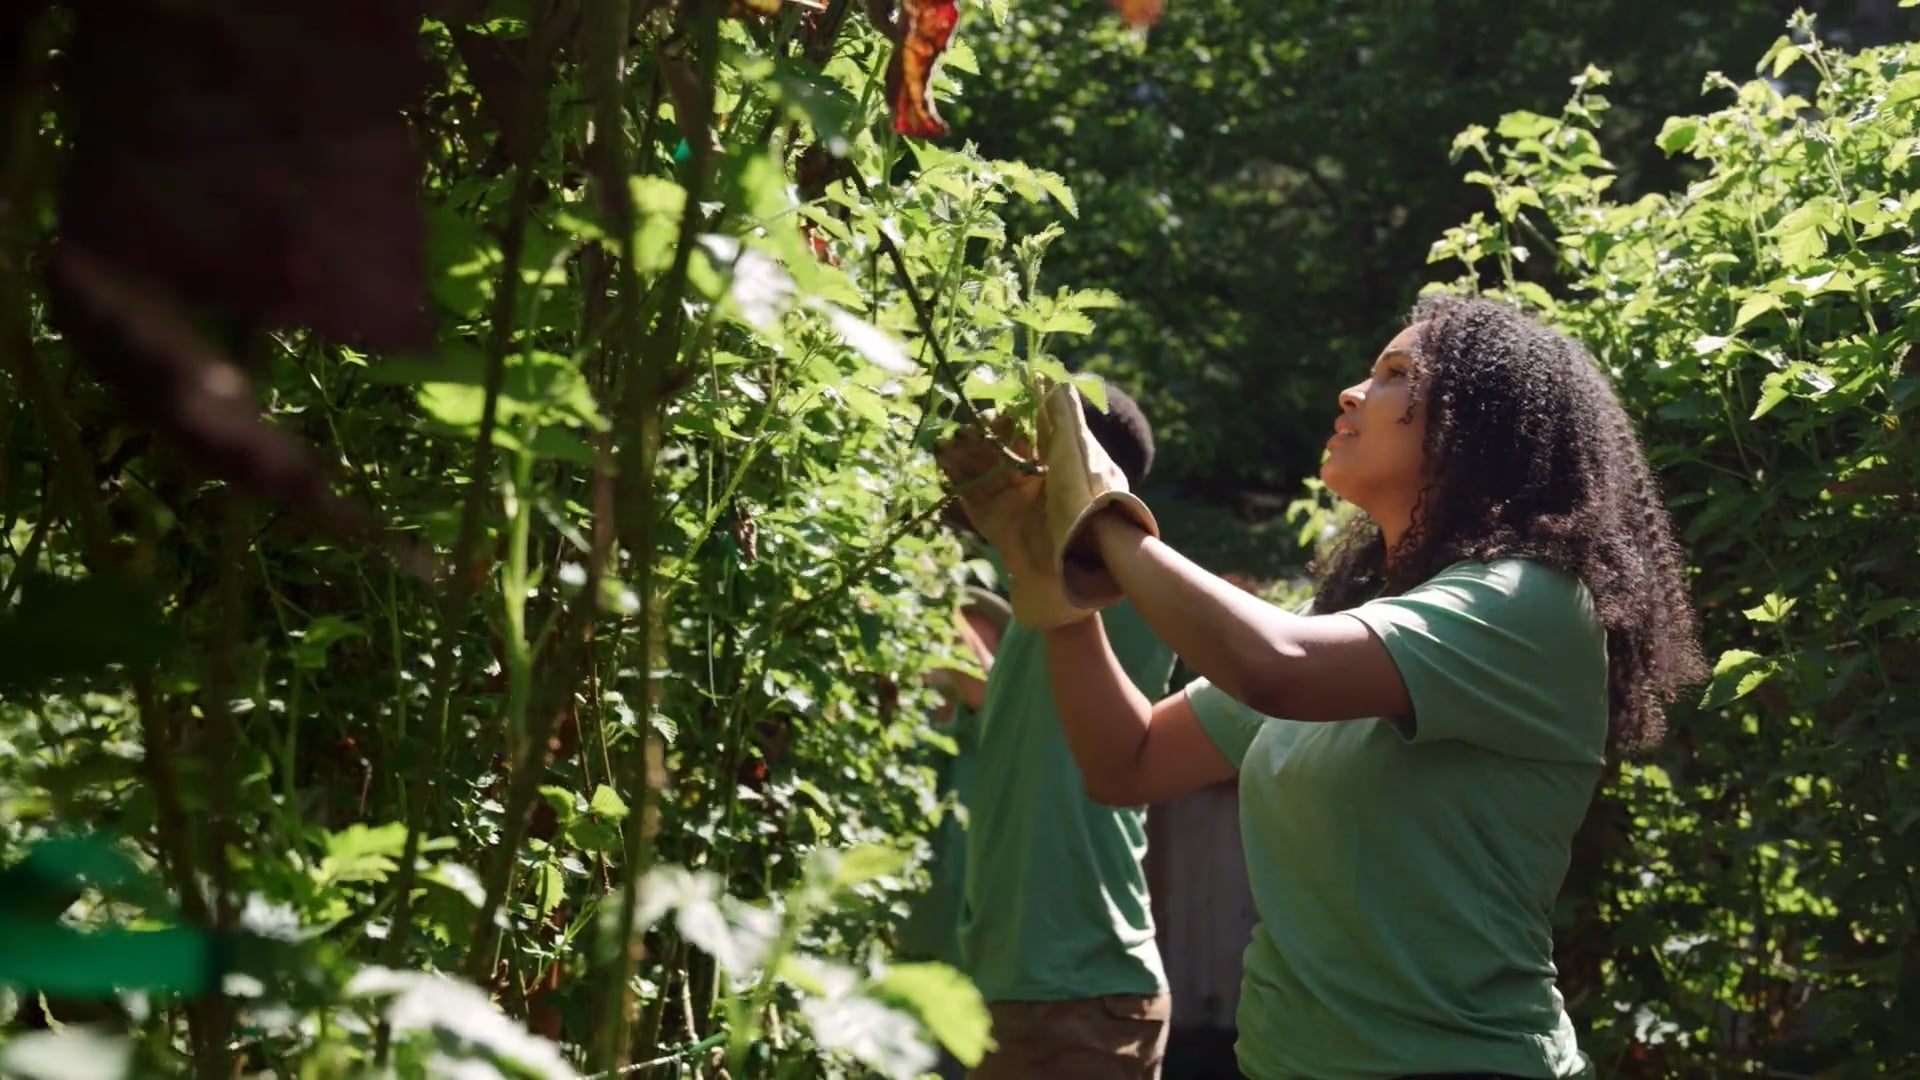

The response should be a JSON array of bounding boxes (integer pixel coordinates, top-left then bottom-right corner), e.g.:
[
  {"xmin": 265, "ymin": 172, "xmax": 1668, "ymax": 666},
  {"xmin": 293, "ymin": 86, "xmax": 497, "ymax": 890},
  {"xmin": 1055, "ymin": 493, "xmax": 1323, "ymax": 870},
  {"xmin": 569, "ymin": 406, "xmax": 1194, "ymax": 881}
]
[
  {"xmin": 1082, "ymin": 378, "xmax": 1155, "ymax": 487},
  {"xmin": 1310, "ymin": 293, "xmax": 1708, "ymax": 755}
]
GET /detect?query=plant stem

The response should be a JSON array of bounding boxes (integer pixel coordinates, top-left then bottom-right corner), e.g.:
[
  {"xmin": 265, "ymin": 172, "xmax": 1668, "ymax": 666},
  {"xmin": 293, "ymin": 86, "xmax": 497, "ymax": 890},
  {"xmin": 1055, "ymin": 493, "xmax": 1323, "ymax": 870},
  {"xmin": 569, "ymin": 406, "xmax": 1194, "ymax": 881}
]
[
  {"xmin": 596, "ymin": 0, "xmax": 708, "ymax": 1067},
  {"xmin": 374, "ymin": 3, "xmax": 560, "ymax": 1058},
  {"xmin": 847, "ymin": 171, "xmax": 1040, "ymax": 473}
]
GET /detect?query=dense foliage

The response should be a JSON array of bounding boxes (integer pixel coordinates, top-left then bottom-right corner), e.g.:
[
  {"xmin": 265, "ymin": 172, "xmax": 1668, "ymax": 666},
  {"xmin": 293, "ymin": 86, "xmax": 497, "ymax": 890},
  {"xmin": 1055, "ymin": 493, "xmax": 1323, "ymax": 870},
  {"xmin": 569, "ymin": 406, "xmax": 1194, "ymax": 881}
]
[
  {"xmin": 954, "ymin": 0, "xmax": 1903, "ymax": 500},
  {"xmin": 0, "ymin": 0, "xmax": 1115, "ymax": 1075},
  {"xmin": 3, "ymin": 0, "xmax": 1917, "ymax": 1077},
  {"xmin": 1411, "ymin": 20, "xmax": 1918, "ymax": 1073}
]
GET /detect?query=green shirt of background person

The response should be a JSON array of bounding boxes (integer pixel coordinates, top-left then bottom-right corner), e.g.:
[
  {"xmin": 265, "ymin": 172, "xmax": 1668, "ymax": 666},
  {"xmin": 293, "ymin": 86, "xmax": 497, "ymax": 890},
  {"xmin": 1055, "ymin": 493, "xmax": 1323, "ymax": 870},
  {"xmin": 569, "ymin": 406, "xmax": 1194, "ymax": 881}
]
[
  {"xmin": 947, "ymin": 382, "xmax": 1180, "ymax": 1080},
  {"xmin": 937, "ymin": 295, "xmax": 1709, "ymax": 1080},
  {"xmin": 897, "ymin": 586, "xmax": 1008, "ymax": 970}
]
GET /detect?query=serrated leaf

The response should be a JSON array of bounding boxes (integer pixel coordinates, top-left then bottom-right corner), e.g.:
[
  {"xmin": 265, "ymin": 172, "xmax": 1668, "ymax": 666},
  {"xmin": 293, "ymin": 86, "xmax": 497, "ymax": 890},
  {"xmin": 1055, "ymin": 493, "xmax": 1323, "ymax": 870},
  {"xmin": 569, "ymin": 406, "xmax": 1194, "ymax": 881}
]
[
  {"xmin": 589, "ymin": 784, "xmax": 630, "ymax": 820},
  {"xmin": 320, "ymin": 823, "xmax": 411, "ymax": 885},
  {"xmin": 631, "ymin": 176, "xmax": 688, "ymax": 274},
  {"xmin": 1700, "ymin": 649, "xmax": 1773, "ymax": 709},
  {"xmin": 1733, "ymin": 292, "xmax": 1784, "ymax": 330},
  {"xmin": 1752, "ymin": 370, "xmax": 1793, "ymax": 419},
  {"xmin": 826, "ymin": 843, "xmax": 907, "ymax": 892},
  {"xmin": 1742, "ymin": 592, "xmax": 1797, "ymax": 623},
  {"xmin": 871, "ymin": 962, "xmax": 992, "ymax": 1066},
  {"xmin": 1039, "ymin": 308, "xmax": 1096, "ymax": 335},
  {"xmin": 1495, "ymin": 111, "xmax": 1556, "ymax": 139},
  {"xmin": 1656, "ymin": 116, "xmax": 1700, "ymax": 155},
  {"xmin": 347, "ymin": 968, "xmax": 578, "ymax": 1079},
  {"xmin": 1887, "ymin": 71, "xmax": 1920, "ymax": 107}
]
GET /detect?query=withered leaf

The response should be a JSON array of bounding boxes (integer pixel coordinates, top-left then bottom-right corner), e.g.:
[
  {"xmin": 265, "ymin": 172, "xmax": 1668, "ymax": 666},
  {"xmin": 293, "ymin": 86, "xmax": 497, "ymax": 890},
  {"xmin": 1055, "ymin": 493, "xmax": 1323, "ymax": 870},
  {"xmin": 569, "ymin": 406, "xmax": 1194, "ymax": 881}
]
[
  {"xmin": 883, "ymin": 0, "xmax": 960, "ymax": 138},
  {"xmin": 1106, "ymin": 0, "xmax": 1165, "ymax": 27}
]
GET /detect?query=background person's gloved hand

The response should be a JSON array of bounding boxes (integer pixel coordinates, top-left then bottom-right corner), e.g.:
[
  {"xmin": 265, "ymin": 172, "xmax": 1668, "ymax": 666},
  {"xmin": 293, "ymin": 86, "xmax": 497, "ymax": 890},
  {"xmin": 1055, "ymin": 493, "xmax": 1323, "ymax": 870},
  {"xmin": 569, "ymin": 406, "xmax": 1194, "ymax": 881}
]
[
  {"xmin": 1036, "ymin": 382, "xmax": 1160, "ymax": 609},
  {"xmin": 933, "ymin": 420, "xmax": 1092, "ymax": 629}
]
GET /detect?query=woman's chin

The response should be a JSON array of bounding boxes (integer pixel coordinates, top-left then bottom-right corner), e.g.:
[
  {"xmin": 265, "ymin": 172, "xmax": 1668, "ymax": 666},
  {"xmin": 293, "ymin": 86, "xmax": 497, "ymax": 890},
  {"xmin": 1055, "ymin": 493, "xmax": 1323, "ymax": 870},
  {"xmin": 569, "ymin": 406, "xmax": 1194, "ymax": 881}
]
[{"xmin": 1317, "ymin": 460, "xmax": 1349, "ymax": 498}]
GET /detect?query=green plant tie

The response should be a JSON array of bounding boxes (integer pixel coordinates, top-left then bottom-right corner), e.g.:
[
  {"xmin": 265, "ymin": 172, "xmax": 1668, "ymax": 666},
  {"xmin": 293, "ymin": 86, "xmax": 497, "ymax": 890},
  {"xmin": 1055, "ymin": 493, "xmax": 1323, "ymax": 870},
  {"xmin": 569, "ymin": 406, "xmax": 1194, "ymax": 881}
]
[{"xmin": 0, "ymin": 834, "xmax": 221, "ymax": 997}]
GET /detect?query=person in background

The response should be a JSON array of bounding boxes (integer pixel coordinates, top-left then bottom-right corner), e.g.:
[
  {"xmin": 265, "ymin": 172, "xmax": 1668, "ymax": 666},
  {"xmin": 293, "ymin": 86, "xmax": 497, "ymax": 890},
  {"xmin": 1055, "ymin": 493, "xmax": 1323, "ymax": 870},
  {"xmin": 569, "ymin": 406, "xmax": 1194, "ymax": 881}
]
[
  {"xmin": 939, "ymin": 295, "xmax": 1707, "ymax": 1080},
  {"xmin": 942, "ymin": 380, "xmax": 1178, "ymax": 1080},
  {"xmin": 898, "ymin": 584, "xmax": 1006, "ymax": 1080}
]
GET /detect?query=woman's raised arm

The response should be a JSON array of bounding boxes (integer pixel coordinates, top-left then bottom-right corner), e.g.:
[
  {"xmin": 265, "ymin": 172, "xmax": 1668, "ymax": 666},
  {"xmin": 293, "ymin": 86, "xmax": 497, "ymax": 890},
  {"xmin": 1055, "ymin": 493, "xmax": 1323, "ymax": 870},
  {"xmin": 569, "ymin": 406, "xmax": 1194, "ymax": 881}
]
[
  {"xmin": 1043, "ymin": 615, "xmax": 1235, "ymax": 807},
  {"xmin": 1078, "ymin": 514, "xmax": 1411, "ymax": 724}
]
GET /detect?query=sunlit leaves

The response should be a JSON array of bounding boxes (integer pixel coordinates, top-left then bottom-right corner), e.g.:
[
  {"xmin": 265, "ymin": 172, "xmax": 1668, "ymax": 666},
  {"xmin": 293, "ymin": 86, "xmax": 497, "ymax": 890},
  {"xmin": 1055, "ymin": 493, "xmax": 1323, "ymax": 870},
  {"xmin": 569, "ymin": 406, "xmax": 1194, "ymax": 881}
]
[
  {"xmin": 347, "ymin": 968, "xmax": 577, "ymax": 1079},
  {"xmin": 696, "ymin": 234, "xmax": 914, "ymax": 373},
  {"xmin": 317, "ymin": 822, "xmax": 412, "ymax": 886},
  {"xmin": 1425, "ymin": 22, "xmax": 1920, "ymax": 1071},
  {"xmin": 0, "ymin": 1028, "xmax": 133, "ymax": 1080},
  {"xmin": 872, "ymin": 962, "xmax": 993, "ymax": 1065}
]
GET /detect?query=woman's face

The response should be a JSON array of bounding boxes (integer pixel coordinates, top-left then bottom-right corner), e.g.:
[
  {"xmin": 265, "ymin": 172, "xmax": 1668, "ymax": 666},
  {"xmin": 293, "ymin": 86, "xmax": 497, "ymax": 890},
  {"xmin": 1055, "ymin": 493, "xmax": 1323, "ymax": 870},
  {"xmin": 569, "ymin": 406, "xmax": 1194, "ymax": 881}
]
[{"xmin": 1320, "ymin": 323, "xmax": 1430, "ymax": 533}]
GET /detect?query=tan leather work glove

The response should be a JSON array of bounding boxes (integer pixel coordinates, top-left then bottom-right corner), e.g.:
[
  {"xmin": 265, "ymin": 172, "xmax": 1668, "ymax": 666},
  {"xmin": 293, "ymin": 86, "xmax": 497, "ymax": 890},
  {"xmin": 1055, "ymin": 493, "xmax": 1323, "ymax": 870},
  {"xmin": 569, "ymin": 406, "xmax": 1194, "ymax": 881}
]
[
  {"xmin": 933, "ymin": 421, "xmax": 1093, "ymax": 629},
  {"xmin": 1036, "ymin": 382, "xmax": 1161, "ymax": 609}
]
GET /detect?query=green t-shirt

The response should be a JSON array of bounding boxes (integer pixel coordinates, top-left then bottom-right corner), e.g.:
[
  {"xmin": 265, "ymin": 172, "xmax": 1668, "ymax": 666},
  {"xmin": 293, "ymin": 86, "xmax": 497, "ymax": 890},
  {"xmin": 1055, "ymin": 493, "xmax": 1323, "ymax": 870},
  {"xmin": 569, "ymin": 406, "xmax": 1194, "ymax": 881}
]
[
  {"xmin": 1187, "ymin": 558, "xmax": 1606, "ymax": 1080},
  {"xmin": 958, "ymin": 600, "xmax": 1176, "ymax": 1001},
  {"xmin": 896, "ymin": 703, "xmax": 979, "ymax": 967}
]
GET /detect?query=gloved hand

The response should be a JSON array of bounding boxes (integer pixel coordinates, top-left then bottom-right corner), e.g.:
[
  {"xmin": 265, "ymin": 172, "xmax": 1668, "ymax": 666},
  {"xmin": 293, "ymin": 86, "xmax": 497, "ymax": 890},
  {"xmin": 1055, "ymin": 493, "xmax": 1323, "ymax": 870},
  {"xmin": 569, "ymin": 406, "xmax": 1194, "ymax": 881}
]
[
  {"xmin": 933, "ymin": 420, "xmax": 1093, "ymax": 629},
  {"xmin": 1036, "ymin": 382, "xmax": 1160, "ymax": 608}
]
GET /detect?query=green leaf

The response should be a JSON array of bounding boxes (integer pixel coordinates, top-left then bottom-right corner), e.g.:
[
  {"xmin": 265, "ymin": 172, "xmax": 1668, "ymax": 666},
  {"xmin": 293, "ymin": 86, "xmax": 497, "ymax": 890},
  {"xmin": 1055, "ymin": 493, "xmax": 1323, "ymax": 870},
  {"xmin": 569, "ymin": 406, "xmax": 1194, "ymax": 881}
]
[
  {"xmin": 1742, "ymin": 592, "xmax": 1797, "ymax": 623},
  {"xmin": 1038, "ymin": 308, "xmax": 1096, "ymax": 336},
  {"xmin": 1495, "ymin": 111, "xmax": 1556, "ymax": 139},
  {"xmin": 1886, "ymin": 71, "xmax": 1920, "ymax": 108},
  {"xmin": 871, "ymin": 962, "xmax": 992, "ymax": 1066},
  {"xmin": 424, "ymin": 203, "xmax": 498, "ymax": 318},
  {"xmin": 827, "ymin": 843, "xmax": 907, "ymax": 892},
  {"xmin": 290, "ymin": 615, "xmax": 367, "ymax": 671},
  {"xmin": 1733, "ymin": 292, "xmax": 1784, "ymax": 330},
  {"xmin": 1656, "ymin": 116, "xmax": 1700, "ymax": 155},
  {"xmin": 1772, "ymin": 202, "xmax": 1835, "ymax": 268},
  {"xmin": 756, "ymin": 58, "xmax": 859, "ymax": 155},
  {"xmin": 0, "ymin": 1027, "xmax": 133, "ymax": 1080},
  {"xmin": 588, "ymin": 784, "xmax": 630, "ymax": 821},
  {"xmin": 424, "ymin": 862, "xmax": 487, "ymax": 908},
  {"xmin": 379, "ymin": 344, "xmax": 606, "ymax": 435},
  {"xmin": 346, "ymin": 968, "xmax": 576, "ymax": 1079},
  {"xmin": 630, "ymin": 176, "xmax": 688, "ymax": 274},
  {"xmin": 1752, "ymin": 370, "xmax": 1793, "ymax": 419},
  {"xmin": 319, "ymin": 823, "xmax": 411, "ymax": 885},
  {"xmin": 1700, "ymin": 649, "xmax": 1773, "ymax": 709}
]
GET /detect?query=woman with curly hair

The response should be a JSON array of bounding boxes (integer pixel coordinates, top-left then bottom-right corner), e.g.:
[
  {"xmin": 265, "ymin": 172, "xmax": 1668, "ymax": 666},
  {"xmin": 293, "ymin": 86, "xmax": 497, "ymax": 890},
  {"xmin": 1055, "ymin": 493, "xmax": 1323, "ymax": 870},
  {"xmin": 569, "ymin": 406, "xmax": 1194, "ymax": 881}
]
[{"xmin": 935, "ymin": 293, "xmax": 1707, "ymax": 1079}]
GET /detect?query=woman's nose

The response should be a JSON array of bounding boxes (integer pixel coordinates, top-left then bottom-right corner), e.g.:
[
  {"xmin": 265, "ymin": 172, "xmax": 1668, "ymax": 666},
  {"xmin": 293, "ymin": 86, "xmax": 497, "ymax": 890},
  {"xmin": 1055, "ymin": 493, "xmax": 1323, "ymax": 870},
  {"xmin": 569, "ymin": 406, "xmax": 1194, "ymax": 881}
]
[{"xmin": 1338, "ymin": 381, "xmax": 1365, "ymax": 410}]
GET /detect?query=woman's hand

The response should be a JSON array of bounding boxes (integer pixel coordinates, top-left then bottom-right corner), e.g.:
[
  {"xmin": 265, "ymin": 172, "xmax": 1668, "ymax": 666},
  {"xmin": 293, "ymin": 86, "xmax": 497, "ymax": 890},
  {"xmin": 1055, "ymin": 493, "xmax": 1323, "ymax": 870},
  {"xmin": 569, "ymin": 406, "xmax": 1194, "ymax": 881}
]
[
  {"xmin": 1034, "ymin": 383, "xmax": 1159, "ymax": 608},
  {"xmin": 934, "ymin": 423, "xmax": 1090, "ymax": 629}
]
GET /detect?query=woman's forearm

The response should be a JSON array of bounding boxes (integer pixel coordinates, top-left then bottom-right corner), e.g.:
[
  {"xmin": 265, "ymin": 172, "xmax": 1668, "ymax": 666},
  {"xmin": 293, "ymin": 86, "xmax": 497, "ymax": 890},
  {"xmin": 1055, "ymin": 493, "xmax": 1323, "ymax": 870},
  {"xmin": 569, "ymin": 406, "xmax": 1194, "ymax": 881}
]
[
  {"xmin": 1044, "ymin": 615, "xmax": 1154, "ymax": 805},
  {"xmin": 1089, "ymin": 514, "xmax": 1305, "ymax": 715}
]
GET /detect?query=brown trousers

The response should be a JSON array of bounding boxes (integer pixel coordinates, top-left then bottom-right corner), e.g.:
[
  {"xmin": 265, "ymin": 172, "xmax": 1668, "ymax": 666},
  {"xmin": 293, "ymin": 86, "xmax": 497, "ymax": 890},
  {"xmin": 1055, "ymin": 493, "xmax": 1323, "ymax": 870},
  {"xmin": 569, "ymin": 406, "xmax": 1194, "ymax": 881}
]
[{"xmin": 967, "ymin": 993, "xmax": 1173, "ymax": 1080}]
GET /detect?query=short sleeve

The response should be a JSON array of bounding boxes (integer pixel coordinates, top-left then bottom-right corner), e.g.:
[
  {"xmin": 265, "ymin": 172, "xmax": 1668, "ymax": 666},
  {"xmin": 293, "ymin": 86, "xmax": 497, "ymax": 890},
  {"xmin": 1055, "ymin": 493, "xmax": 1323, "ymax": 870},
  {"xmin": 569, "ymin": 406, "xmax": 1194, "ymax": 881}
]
[
  {"xmin": 1183, "ymin": 676, "xmax": 1309, "ymax": 771},
  {"xmin": 1340, "ymin": 558, "xmax": 1607, "ymax": 764}
]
